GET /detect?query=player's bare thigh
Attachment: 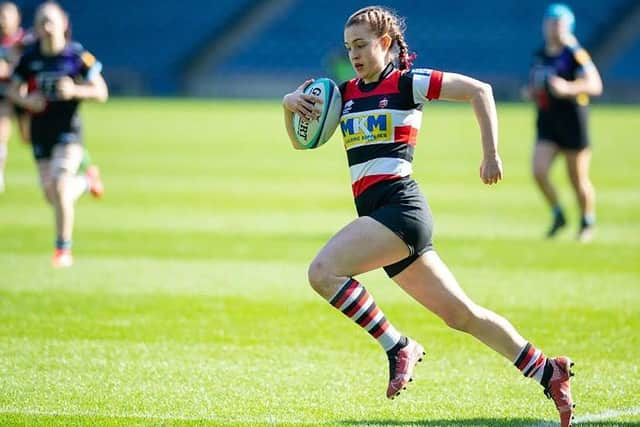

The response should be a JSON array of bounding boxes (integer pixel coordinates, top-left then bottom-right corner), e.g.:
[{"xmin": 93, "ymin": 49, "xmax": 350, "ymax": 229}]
[
  {"xmin": 309, "ymin": 216, "xmax": 410, "ymax": 298},
  {"xmin": 532, "ymin": 140, "xmax": 559, "ymax": 177},
  {"xmin": 0, "ymin": 101, "xmax": 13, "ymax": 143},
  {"xmin": 51, "ymin": 143, "xmax": 83, "ymax": 179}
]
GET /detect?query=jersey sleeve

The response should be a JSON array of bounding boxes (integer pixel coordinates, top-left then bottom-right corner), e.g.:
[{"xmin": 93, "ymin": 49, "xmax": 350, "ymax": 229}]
[
  {"xmin": 11, "ymin": 52, "xmax": 29, "ymax": 83},
  {"xmin": 77, "ymin": 48, "xmax": 103, "ymax": 81},
  {"xmin": 570, "ymin": 45, "xmax": 594, "ymax": 76},
  {"xmin": 409, "ymin": 68, "xmax": 444, "ymax": 104}
]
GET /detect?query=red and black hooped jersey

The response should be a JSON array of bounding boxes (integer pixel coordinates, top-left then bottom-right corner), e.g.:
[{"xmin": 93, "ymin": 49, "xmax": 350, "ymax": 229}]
[{"xmin": 339, "ymin": 64, "xmax": 443, "ymax": 198}]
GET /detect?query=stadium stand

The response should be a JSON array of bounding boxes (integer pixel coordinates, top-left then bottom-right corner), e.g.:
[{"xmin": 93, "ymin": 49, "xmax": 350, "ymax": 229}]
[{"xmin": 12, "ymin": 0, "xmax": 640, "ymax": 99}]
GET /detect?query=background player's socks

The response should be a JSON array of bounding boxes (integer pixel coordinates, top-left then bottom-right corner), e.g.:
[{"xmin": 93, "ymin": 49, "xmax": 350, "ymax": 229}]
[
  {"xmin": 581, "ymin": 213, "xmax": 595, "ymax": 228},
  {"xmin": 0, "ymin": 143, "xmax": 7, "ymax": 192},
  {"xmin": 78, "ymin": 149, "xmax": 92, "ymax": 174},
  {"xmin": 578, "ymin": 212, "xmax": 596, "ymax": 242},
  {"xmin": 329, "ymin": 278, "xmax": 402, "ymax": 351},
  {"xmin": 55, "ymin": 238, "xmax": 72, "ymax": 251},
  {"xmin": 514, "ymin": 342, "xmax": 553, "ymax": 387},
  {"xmin": 547, "ymin": 205, "xmax": 566, "ymax": 237}
]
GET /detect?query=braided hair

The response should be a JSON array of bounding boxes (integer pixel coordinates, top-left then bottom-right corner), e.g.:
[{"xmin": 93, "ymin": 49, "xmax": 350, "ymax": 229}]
[{"xmin": 346, "ymin": 6, "xmax": 415, "ymax": 70}]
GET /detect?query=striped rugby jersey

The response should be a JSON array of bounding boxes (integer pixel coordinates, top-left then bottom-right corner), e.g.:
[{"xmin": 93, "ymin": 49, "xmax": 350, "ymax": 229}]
[{"xmin": 339, "ymin": 64, "xmax": 443, "ymax": 198}]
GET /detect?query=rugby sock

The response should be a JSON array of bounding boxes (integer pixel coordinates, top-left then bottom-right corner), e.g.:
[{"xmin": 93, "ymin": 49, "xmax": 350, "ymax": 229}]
[
  {"xmin": 514, "ymin": 342, "xmax": 553, "ymax": 387},
  {"xmin": 581, "ymin": 213, "xmax": 595, "ymax": 228},
  {"xmin": 552, "ymin": 205, "xmax": 564, "ymax": 218},
  {"xmin": 55, "ymin": 237, "xmax": 72, "ymax": 250},
  {"xmin": 0, "ymin": 143, "xmax": 7, "ymax": 180},
  {"xmin": 329, "ymin": 278, "xmax": 402, "ymax": 352}
]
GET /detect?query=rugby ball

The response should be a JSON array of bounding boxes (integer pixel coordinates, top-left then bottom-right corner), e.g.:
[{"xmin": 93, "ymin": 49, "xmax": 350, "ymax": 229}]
[{"xmin": 293, "ymin": 78, "xmax": 342, "ymax": 149}]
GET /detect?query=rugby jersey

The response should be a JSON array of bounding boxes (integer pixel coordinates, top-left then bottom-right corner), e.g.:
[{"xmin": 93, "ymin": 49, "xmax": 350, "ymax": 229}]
[
  {"xmin": 0, "ymin": 28, "xmax": 25, "ymax": 96},
  {"xmin": 339, "ymin": 63, "xmax": 443, "ymax": 198},
  {"xmin": 12, "ymin": 41, "xmax": 102, "ymax": 144},
  {"xmin": 530, "ymin": 43, "xmax": 594, "ymax": 110}
]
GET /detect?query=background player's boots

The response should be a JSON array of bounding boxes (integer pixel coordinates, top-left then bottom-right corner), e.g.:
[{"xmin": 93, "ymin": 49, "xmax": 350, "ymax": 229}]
[
  {"xmin": 52, "ymin": 249, "xmax": 73, "ymax": 268},
  {"xmin": 86, "ymin": 165, "xmax": 104, "ymax": 198}
]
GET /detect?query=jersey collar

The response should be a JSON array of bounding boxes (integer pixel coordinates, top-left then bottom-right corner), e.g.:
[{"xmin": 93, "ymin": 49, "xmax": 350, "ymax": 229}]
[{"xmin": 358, "ymin": 62, "xmax": 395, "ymax": 92}]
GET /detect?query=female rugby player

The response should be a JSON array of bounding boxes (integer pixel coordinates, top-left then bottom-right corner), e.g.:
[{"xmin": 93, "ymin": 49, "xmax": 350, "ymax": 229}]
[
  {"xmin": 9, "ymin": 1, "xmax": 107, "ymax": 267},
  {"xmin": 0, "ymin": 1, "xmax": 23, "ymax": 191},
  {"xmin": 283, "ymin": 6, "xmax": 575, "ymax": 427},
  {"xmin": 529, "ymin": 4, "xmax": 602, "ymax": 241}
]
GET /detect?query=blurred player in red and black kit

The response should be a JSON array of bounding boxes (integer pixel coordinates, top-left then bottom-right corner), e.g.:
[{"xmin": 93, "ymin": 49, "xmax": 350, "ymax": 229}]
[
  {"xmin": 528, "ymin": 4, "xmax": 602, "ymax": 242},
  {"xmin": 8, "ymin": 1, "xmax": 107, "ymax": 267},
  {"xmin": 0, "ymin": 1, "xmax": 30, "ymax": 191}
]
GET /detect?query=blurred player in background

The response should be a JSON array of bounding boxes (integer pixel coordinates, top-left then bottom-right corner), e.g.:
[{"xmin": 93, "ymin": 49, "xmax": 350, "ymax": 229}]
[
  {"xmin": 0, "ymin": 1, "xmax": 25, "ymax": 191},
  {"xmin": 9, "ymin": 1, "xmax": 107, "ymax": 267},
  {"xmin": 528, "ymin": 4, "xmax": 602, "ymax": 241},
  {"xmin": 284, "ymin": 6, "xmax": 576, "ymax": 426}
]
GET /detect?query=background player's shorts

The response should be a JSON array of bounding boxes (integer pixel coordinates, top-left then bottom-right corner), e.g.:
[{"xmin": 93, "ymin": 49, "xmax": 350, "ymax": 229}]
[
  {"xmin": 36, "ymin": 142, "xmax": 83, "ymax": 189},
  {"xmin": 32, "ymin": 132, "xmax": 83, "ymax": 161},
  {"xmin": 537, "ymin": 106, "xmax": 590, "ymax": 150},
  {"xmin": 355, "ymin": 177, "xmax": 434, "ymax": 277}
]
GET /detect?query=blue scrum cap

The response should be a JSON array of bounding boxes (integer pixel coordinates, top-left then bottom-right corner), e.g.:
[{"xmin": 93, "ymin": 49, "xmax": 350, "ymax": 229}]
[{"xmin": 545, "ymin": 3, "xmax": 575, "ymax": 32}]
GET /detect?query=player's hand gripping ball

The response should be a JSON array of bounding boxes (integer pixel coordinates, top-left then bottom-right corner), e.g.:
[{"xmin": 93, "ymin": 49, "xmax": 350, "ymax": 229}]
[{"xmin": 292, "ymin": 78, "xmax": 342, "ymax": 149}]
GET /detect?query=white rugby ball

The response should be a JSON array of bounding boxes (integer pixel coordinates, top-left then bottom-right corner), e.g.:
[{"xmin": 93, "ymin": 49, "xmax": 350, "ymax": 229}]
[{"xmin": 293, "ymin": 78, "xmax": 342, "ymax": 149}]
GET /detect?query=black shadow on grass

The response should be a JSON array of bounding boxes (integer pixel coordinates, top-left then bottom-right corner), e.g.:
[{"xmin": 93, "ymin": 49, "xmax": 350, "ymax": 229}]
[{"xmin": 339, "ymin": 419, "xmax": 640, "ymax": 427}]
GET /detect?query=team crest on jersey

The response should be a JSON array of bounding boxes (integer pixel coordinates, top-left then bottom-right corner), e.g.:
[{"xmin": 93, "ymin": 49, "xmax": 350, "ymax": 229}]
[
  {"xmin": 340, "ymin": 113, "xmax": 392, "ymax": 148},
  {"xmin": 378, "ymin": 97, "xmax": 388, "ymax": 109},
  {"xmin": 342, "ymin": 99, "xmax": 354, "ymax": 115}
]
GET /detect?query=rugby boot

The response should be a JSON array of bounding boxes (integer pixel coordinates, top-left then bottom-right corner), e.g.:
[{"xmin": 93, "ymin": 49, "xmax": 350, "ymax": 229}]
[
  {"xmin": 544, "ymin": 356, "xmax": 575, "ymax": 427},
  {"xmin": 86, "ymin": 165, "xmax": 104, "ymax": 198},
  {"xmin": 52, "ymin": 248, "xmax": 73, "ymax": 268},
  {"xmin": 386, "ymin": 337, "xmax": 425, "ymax": 399}
]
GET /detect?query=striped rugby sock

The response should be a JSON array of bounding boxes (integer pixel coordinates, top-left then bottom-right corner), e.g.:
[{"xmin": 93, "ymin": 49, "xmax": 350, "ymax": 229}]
[
  {"xmin": 514, "ymin": 342, "xmax": 553, "ymax": 387},
  {"xmin": 329, "ymin": 278, "xmax": 402, "ymax": 352}
]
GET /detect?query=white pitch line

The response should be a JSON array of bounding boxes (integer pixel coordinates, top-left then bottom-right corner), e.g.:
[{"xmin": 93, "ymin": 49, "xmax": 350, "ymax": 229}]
[
  {"xmin": 524, "ymin": 407, "xmax": 640, "ymax": 427},
  {"xmin": 574, "ymin": 406, "xmax": 640, "ymax": 423}
]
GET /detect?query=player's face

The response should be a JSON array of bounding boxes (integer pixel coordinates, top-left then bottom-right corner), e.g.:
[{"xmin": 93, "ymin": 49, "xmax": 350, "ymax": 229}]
[
  {"xmin": 344, "ymin": 23, "xmax": 389, "ymax": 82},
  {"xmin": 34, "ymin": 5, "xmax": 66, "ymax": 41},
  {"xmin": 543, "ymin": 18, "xmax": 567, "ymax": 44},
  {"xmin": 0, "ymin": 5, "xmax": 19, "ymax": 37}
]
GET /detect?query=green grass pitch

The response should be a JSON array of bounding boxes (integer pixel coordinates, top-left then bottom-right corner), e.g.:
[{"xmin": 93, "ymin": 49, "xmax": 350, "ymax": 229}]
[{"xmin": 0, "ymin": 99, "xmax": 639, "ymax": 426}]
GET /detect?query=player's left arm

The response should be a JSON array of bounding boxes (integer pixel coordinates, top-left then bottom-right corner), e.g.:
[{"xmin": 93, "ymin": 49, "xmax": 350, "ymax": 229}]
[
  {"xmin": 548, "ymin": 48, "xmax": 603, "ymax": 98},
  {"xmin": 439, "ymin": 72, "xmax": 502, "ymax": 185},
  {"xmin": 57, "ymin": 50, "xmax": 108, "ymax": 102}
]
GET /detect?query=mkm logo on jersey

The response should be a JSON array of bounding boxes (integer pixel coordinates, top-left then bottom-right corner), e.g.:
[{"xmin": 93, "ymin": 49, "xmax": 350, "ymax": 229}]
[{"xmin": 340, "ymin": 113, "xmax": 392, "ymax": 147}]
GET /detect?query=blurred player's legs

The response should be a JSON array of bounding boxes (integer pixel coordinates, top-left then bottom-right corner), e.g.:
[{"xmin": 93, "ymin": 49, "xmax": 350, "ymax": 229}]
[
  {"xmin": 0, "ymin": 104, "xmax": 12, "ymax": 192},
  {"xmin": 533, "ymin": 141, "xmax": 566, "ymax": 237},
  {"xmin": 38, "ymin": 143, "xmax": 88, "ymax": 267},
  {"xmin": 565, "ymin": 148, "xmax": 595, "ymax": 242}
]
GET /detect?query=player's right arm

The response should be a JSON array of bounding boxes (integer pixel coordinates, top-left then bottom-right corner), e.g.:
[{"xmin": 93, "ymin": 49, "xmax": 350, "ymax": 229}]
[
  {"xmin": 8, "ymin": 79, "xmax": 45, "ymax": 113},
  {"xmin": 282, "ymin": 79, "xmax": 322, "ymax": 150},
  {"xmin": 8, "ymin": 52, "xmax": 46, "ymax": 113}
]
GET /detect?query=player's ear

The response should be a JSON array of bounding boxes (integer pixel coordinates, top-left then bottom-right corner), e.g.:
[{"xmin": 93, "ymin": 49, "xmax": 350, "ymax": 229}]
[{"xmin": 380, "ymin": 34, "xmax": 392, "ymax": 51}]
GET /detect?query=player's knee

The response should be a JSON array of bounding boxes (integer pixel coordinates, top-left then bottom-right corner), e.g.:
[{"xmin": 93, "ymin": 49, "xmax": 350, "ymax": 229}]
[
  {"xmin": 307, "ymin": 257, "xmax": 335, "ymax": 295},
  {"xmin": 42, "ymin": 185, "xmax": 55, "ymax": 205},
  {"xmin": 532, "ymin": 166, "xmax": 548, "ymax": 182},
  {"xmin": 53, "ymin": 174, "xmax": 72, "ymax": 200}
]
